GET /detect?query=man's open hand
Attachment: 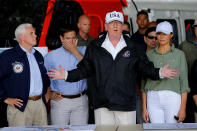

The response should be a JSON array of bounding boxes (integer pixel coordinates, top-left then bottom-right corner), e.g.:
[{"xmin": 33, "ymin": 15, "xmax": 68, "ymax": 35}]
[
  {"xmin": 47, "ymin": 65, "xmax": 65, "ymax": 80},
  {"xmin": 161, "ymin": 64, "xmax": 179, "ymax": 79}
]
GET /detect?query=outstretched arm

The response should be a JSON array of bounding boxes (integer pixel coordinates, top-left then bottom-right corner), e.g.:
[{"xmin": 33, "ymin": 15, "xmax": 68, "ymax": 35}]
[
  {"xmin": 47, "ymin": 65, "xmax": 66, "ymax": 80},
  {"xmin": 139, "ymin": 55, "xmax": 179, "ymax": 80},
  {"xmin": 47, "ymin": 45, "xmax": 94, "ymax": 81}
]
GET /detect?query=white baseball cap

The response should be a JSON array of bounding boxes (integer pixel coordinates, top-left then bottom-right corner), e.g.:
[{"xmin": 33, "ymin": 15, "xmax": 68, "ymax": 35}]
[
  {"xmin": 156, "ymin": 21, "xmax": 173, "ymax": 34},
  {"xmin": 105, "ymin": 11, "xmax": 124, "ymax": 24}
]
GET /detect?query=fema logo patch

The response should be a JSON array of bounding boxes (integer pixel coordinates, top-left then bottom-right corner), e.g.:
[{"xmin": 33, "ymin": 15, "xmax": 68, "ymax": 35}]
[
  {"xmin": 123, "ymin": 50, "xmax": 130, "ymax": 58},
  {"xmin": 12, "ymin": 62, "xmax": 24, "ymax": 73}
]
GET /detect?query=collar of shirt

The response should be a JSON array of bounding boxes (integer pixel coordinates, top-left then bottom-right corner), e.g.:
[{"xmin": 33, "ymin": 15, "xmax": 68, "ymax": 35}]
[
  {"xmin": 101, "ymin": 33, "xmax": 127, "ymax": 60},
  {"xmin": 19, "ymin": 44, "xmax": 35, "ymax": 55},
  {"xmin": 154, "ymin": 43, "xmax": 175, "ymax": 55}
]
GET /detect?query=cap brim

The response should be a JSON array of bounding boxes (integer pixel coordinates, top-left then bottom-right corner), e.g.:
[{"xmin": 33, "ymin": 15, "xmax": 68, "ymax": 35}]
[
  {"xmin": 156, "ymin": 31, "xmax": 171, "ymax": 35},
  {"xmin": 106, "ymin": 18, "xmax": 123, "ymax": 24}
]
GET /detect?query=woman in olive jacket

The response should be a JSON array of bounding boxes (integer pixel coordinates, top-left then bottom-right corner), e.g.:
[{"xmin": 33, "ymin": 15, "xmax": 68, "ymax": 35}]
[{"xmin": 142, "ymin": 21, "xmax": 190, "ymax": 123}]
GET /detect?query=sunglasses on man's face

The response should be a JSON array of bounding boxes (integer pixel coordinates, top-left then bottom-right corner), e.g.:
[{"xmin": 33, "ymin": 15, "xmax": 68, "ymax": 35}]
[{"xmin": 147, "ymin": 36, "xmax": 157, "ymax": 40}]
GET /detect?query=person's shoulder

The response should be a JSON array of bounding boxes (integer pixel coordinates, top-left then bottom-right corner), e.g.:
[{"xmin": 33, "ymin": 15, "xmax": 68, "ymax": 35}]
[
  {"xmin": 130, "ymin": 31, "xmax": 138, "ymax": 38},
  {"xmin": 132, "ymin": 31, "xmax": 138, "ymax": 36},
  {"xmin": 146, "ymin": 49, "xmax": 155, "ymax": 57},
  {"xmin": 77, "ymin": 46, "xmax": 86, "ymax": 54},
  {"xmin": 76, "ymin": 33, "xmax": 81, "ymax": 39},
  {"xmin": 88, "ymin": 35, "xmax": 95, "ymax": 41},
  {"xmin": 123, "ymin": 34, "xmax": 135, "ymax": 48},
  {"xmin": 44, "ymin": 47, "xmax": 62, "ymax": 58},
  {"xmin": 34, "ymin": 49, "xmax": 44, "ymax": 59},
  {"xmin": 179, "ymin": 40, "xmax": 192, "ymax": 47},
  {"xmin": 123, "ymin": 33, "xmax": 131, "ymax": 40},
  {"xmin": 89, "ymin": 33, "xmax": 106, "ymax": 47},
  {"xmin": 147, "ymin": 49, "xmax": 155, "ymax": 54},
  {"xmin": 89, "ymin": 39, "xmax": 99, "ymax": 48},
  {"xmin": 180, "ymin": 40, "xmax": 188, "ymax": 44},
  {"xmin": 174, "ymin": 47, "xmax": 185, "ymax": 56},
  {"xmin": 78, "ymin": 46, "xmax": 86, "ymax": 50},
  {"xmin": 50, "ymin": 47, "xmax": 63, "ymax": 54}
]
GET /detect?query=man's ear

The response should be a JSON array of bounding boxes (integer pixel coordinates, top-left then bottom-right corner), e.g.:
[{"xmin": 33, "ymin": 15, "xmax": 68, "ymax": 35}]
[
  {"xmin": 60, "ymin": 35, "xmax": 63, "ymax": 42},
  {"xmin": 18, "ymin": 34, "xmax": 23, "ymax": 42},
  {"xmin": 104, "ymin": 24, "xmax": 108, "ymax": 31},
  {"xmin": 77, "ymin": 23, "xmax": 80, "ymax": 29}
]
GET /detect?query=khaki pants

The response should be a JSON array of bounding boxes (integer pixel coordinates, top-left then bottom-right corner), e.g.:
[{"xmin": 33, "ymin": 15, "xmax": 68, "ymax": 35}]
[
  {"xmin": 94, "ymin": 108, "xmax": 136, "ymax": 125},
  {"xmin": 7, "ymin": 98, "xmax": 47, "ymax": 127}
]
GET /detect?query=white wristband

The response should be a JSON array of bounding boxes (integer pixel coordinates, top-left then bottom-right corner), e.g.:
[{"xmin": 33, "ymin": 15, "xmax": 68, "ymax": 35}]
[
  {"xmin": 65, "ymin": 70, "xmax": 68, "ymax": 80},
  {"xmin": 159, "ymin": 67, "xmax": 164, "ymax": 79}
]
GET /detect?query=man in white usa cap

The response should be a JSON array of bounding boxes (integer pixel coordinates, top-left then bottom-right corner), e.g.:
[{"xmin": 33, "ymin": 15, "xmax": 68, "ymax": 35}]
[{"xmin": 47, "ymin": 11, "xmax": 179, "ymax": 125}]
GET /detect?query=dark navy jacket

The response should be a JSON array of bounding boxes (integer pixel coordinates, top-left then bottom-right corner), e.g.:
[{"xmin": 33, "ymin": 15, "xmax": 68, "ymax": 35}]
[{"xmin": 0, "ymin": 44, "xmax": 50, "ymax": 112}]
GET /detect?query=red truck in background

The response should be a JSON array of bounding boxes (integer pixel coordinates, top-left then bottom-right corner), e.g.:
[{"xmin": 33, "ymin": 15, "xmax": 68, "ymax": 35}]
[{"xmin": 39, "ymin": 0, "xmax": 127, "ymax": 48}]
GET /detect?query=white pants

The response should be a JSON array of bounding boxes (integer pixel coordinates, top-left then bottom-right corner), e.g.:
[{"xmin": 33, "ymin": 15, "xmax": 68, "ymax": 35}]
[
  {"xmin": 147, "ymin": 90, "xmax": 181, "ymax": 123},
  {"xmin": 94, "ymin": 107, "xmax": 136, "ymax": 125},
  {"xmin": 50, "ymin": 94, "xmax": 88, "ymax": 125}
]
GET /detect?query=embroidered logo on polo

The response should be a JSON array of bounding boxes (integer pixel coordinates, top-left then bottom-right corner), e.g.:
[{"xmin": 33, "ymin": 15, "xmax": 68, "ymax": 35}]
[
  {"xmin": 122, "ymin": 50, "xmax": 130, "ymax": 58},
  {"xmin": 12, "ymin": 62, "xmax": 24, "ymax": 73}
]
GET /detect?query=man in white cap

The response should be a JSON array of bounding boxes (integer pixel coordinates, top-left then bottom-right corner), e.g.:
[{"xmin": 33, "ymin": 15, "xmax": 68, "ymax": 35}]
[
  {"xmin": 179, "ymin": 19, "xmax": 197, "ymax": 123},
  {"xmin": 47, "ymin": 11, "xmax": 179, "ymax": 125}
]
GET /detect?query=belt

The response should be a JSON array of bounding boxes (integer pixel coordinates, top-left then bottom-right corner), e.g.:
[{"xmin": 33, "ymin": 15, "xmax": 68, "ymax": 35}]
[
  {"xmin": 28, "ymin": 95, "xmax": 42, "ymax": 101},
  {"xmin": 61, "ymin": 90, "xmax": 86, "ymax": 99}
]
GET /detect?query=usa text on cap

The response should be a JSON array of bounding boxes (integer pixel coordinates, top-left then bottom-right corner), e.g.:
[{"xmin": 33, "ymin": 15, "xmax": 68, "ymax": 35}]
[{"xmin": 105, "ymin": 11, "xmax": 124, "ymax": 24}]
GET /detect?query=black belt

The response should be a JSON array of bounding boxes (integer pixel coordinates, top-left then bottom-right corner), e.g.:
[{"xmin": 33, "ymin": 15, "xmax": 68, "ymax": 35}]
[{"xmin": 61, "ymin": 90, "xmax": 86, "ymax": 99}]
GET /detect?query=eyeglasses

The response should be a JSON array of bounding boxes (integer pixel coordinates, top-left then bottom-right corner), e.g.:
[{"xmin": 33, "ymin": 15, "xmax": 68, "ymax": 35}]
[{"xmin": 147, "ymin": 36, "xmax": 157, "ymax": 40}]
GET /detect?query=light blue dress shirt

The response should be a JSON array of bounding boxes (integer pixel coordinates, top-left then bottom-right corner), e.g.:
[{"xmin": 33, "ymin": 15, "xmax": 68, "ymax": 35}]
[
  {"xmin": 19, "ymin": 44, "xmax": 43, "ymax": 96},
  {"xmin": 44, "ymin": 46, "xmax": 87, "ymax": 95}
]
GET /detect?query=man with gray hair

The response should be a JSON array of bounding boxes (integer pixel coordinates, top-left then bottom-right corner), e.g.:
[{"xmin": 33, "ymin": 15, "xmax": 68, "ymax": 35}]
[
  {"xmin": 0, "ymin": 23, "xmax": 50, "ymax": 126},
  {"xmin": 48, "ymin": 11, "xmax": 179, "ymax": 125}
]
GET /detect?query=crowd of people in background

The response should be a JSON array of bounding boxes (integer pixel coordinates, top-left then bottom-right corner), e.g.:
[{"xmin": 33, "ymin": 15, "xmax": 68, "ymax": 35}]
[{"xmin": 0, "ymin": 9, "xmax": 197, "ymax": 127}]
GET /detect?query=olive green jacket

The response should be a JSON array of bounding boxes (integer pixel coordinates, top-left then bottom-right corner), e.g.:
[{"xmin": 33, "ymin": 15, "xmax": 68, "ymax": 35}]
[
  {"xmin": 141, "ymin": 44, "xmax": 190, "ymax": 94},
  {"xmin": 179, "ymin": 40, "xmax": 197, "ymax": 75},
  {"xmin": 77, "ymin": 34, "xmax": 94, "ymax": 46}
]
